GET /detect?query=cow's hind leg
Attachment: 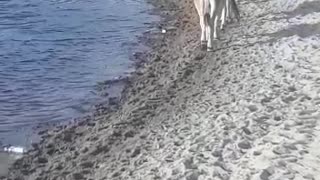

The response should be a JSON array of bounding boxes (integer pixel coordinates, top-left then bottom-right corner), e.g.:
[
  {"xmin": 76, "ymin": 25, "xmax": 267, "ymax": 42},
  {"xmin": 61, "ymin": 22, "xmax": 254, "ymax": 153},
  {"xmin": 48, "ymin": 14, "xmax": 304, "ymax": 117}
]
[
  {"xmin": 204, "ymin": 13, "xmax": 213, "ymax": 51},
  {"xmin": 194, "ymin": 0, "xmax": 207, "ymax": 50},
  {"xmin": 207, "ymin": 1, "xmax": 216, "ymax": 51},
  {"xmin": 200, "ymin": 15, "xmax": 207, "ymax": 50},
  {"xmin": 220, "ymin": 3, "xmax": 227, "ymax": 30},
  {"xmin": 226, "ymin": 0, "xmax": 232, "ymax": 23},
  {"xmin": 213, "ymin": 13, "xmax": 220, "ymax": 40}
]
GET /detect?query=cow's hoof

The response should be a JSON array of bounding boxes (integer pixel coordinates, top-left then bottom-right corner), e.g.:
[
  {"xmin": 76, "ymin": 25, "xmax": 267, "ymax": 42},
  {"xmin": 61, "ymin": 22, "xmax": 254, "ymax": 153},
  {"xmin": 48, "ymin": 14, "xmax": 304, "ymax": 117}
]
[
  {"xmin": 200, "ymin": 41, "xmax": 207, "ymax": 51},
  {"xmin": 207, "ymin": 47, "xmax": 214, "ymax": 52},
  {"xmin": 213, "ymin": 35, "xmax": 219, "ymax": 40},
  {"xmin": 201, "ymin": 45, "xmax": 207, "ymax": 51}
]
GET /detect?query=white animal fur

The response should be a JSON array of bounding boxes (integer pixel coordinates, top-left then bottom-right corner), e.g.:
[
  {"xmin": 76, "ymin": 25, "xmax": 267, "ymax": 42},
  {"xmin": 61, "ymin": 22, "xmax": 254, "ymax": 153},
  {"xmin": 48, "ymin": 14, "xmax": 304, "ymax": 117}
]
[
  {"xmin": 222, "ymin": 0, "xmax": 240, "ymax": 26},
  {"xmin": 220, "ymin": 0, "xmax": 230, "ymax": 30},
  {"xmin": 194, "ymin": 0, "xmax": 239, "ymax": 51}
]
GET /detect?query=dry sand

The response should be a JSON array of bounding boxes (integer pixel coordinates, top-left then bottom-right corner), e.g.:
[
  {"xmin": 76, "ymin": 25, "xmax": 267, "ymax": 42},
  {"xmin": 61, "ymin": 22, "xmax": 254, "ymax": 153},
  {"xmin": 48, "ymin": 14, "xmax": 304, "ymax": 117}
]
[{"xmin": 4, "ymin": 0, "xmax": 320, "ymax": 179}]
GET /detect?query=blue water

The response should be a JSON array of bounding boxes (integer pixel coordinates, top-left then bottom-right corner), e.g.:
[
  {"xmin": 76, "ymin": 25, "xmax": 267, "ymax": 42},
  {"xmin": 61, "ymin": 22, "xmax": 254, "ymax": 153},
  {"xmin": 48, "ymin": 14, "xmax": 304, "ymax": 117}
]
[{"xmin": 0, "ymin": 0, "xmax": 158, "ymax": 146}]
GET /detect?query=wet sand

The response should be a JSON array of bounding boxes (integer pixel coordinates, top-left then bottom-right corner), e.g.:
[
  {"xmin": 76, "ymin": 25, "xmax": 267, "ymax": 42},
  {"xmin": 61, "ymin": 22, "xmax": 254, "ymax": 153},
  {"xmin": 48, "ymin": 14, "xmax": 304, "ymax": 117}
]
[
  {"xmin": 0, "ymin": 152, "xmax": 22, "ymax": 178},
  {"xmin": 5, "ymin": 0, "xmax": 320, "ymax": 179},
  {"xmin": 0, "ymin": 153, "xmax": 12, "ymax": 177}
]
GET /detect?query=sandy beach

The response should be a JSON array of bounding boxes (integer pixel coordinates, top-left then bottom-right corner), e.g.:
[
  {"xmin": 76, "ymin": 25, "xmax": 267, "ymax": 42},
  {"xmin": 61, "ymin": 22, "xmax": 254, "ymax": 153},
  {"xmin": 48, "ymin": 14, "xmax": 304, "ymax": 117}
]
[{"xmin": 4, "ymin": 0, "xmax": 320, "ymax": 179}]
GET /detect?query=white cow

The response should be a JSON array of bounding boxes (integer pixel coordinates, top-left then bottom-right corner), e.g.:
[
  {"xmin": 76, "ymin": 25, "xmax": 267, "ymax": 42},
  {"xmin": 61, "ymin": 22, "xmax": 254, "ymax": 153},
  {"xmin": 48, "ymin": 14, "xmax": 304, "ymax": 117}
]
[
  {"xmin": 220, "ymin": 0, "xmax": 240, "ymax": 30},
  {"xmin": 194, "ymin": 0, "xmax": 240, "ymax": 51}
]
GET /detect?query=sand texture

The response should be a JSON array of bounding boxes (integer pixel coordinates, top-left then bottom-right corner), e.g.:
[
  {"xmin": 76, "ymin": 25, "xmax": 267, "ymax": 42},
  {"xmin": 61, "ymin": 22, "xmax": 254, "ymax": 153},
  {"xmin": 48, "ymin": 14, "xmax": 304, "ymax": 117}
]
[{"xmin": 4, "ymin": 0, "xmax": 320, "ymax": 179}]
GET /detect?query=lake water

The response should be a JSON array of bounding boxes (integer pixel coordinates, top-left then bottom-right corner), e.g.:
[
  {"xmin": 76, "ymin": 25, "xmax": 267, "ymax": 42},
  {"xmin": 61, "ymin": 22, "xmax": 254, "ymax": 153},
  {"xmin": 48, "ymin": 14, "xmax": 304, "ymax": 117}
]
[{"xmin": 0, "ymin": 0, "xmax": 158, "ymax": 148}]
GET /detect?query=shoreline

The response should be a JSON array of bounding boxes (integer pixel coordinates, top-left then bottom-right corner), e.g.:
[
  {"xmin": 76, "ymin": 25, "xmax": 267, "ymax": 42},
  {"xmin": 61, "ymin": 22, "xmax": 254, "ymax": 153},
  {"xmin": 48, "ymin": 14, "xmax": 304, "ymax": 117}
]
[
  {"xmin": 0, "ymin": 0, "xmax": 158, "ymax": 153},
  {"xmin": 0, "ymin": 0, "xmax": 158, "ymax": 150},
  {"xmin": 0, "ymin": 0, "xmax": 162, "ymax": 178},
  {"xmin": 6, "ymin": 0, "xmax": 320, "ymax": 179},
  {"xmin": 4, "ymin": 0, "xmax": 180, "ymax": 179}
]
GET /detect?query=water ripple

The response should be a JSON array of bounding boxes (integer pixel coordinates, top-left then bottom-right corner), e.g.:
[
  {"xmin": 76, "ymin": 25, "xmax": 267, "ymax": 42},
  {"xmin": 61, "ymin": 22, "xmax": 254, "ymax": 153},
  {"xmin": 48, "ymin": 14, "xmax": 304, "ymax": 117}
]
[{"xmin": 0, "ymin": 0, "xmax": 159, "ymax": 146}]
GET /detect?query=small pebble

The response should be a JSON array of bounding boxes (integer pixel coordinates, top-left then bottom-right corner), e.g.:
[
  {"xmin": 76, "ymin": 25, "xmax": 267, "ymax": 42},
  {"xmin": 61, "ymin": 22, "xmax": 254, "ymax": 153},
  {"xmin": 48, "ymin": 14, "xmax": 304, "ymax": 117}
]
[
  {"xmin": 72, "ymin": 172, "xmax": 85, "ymax": 179},
  {"xmin": 183, "ymin": 157, "xmax": 197, "ymax": 169},
  {"xmin": 186, "ymin": 171, "xmax": 199, "ymax": 180},
  {"xmin": 37, "ymin": 157, "xmax": 48, "ymax": 164},
  {"xmin": 80, "ymin": 161, "xmax": 94, "ymax": 168},
  {"xmin": 238, "ymin": 140, "xmax": 252, "ymax": 149},
  {"xmin": 212, "ymin": 150, "xmax": 222, "ymax": 157},
  {"xmin": 253, "ymin": 151, "xmax": 262, "ymax": 156},
  {"xmin": 303, "ymin": 174, "xmax": 315, "ymax": 180},
  {"xmin": 242, "ymin": 127, "xmax": 252, "ymax": 135},
  {"xmin": 124, "ymin": 130, "xmax": 135, "ymax": 138},
  {"xmin": 277, "ymin": 160, "xmax": 287, "ymax": 167},
  {"xmin": 248, "ymin": 105, "xmax": 258, "ymax": 112},
  {"xmin": 112, "ymin": 171, "xmax": 121, "ymax": 177},
  {"xmin": 260, "ymin": 169, "xmax": 272, "ymax": 180},
  {"xmin": 131, "ymin": 147, "xmax": 141, "ymax": 158},
  {"xmin": 274, "ymin": 115, "xmax": 282, "ymax": 121},
  {"xmin": 272, "ymin": 146, "xmax": 287, "ymax": 155}
]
